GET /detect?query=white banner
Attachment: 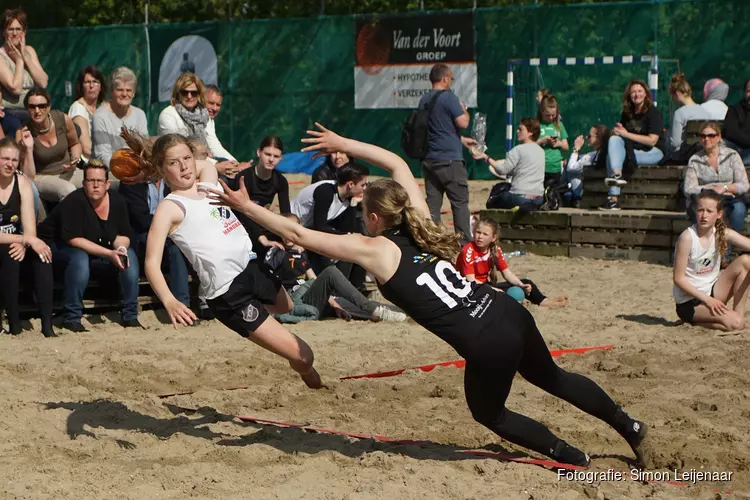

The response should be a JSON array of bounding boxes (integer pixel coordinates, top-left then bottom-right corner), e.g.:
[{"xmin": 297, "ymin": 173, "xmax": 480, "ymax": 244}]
[{"xmin": 354, "ymin": 63, "xmax": 477, "ymax": 109}]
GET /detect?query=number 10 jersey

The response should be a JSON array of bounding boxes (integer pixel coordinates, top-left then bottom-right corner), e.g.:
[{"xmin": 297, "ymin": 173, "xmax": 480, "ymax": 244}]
[{"xmin": 377, "ymin": 225, "xmax": 506, "ymax": 359}]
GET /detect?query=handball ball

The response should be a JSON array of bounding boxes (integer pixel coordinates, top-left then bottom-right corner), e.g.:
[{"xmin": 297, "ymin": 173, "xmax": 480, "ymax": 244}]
[
  {"xmin": 505, "ymin": 286, "xmax": 526, "ymax": 302},
  {"xmin": 110, "ymin": 148, "xmax": 142, "ymax": 183}
]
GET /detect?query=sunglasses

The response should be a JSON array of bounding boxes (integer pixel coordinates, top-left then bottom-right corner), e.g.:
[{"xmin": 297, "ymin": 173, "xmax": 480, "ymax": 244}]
[
  {"xmin": 26, "ymin": 103, "xmax": 49, "ymax": 110},
  {"xmin": 180, "ymin": 89, "xmax": 200, "ymax": 97},
  {"xmin": 698, "ymin": 133, "xmax": 719, "ymax": 139}
]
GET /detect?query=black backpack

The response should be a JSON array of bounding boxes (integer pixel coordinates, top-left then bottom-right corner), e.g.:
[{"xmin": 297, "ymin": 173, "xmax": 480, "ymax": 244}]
[{"xmin": 402, "ymin": 90, "xmax": 445, "ymax": 160}]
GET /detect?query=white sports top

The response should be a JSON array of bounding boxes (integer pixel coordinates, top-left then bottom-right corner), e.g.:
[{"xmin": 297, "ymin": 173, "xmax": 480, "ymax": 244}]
[
  {"xmin": 673, "ymin": 225, "xmax": 721, "ymax": 304},
  {"xmin": 166, "ymin": 183, "xmax": 255, "ymax": 299},
  {"xmin": 291, "ymin": 180, "xmax": 349, "ymax": 228}
]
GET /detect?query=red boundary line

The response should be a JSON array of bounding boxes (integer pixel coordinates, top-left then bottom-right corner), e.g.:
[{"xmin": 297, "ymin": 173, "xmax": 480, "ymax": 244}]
[
  {"xmin": 339, "ymin": 345, "xmax": 615, "ymax": 381},
  {"xmin": 232, "ymin": 414, "xmax": 732, "ymax": 493},
  {"xmin": 235, "ymin": 414, "xmax": 579, "ymax": 470},
  {"xmin": 155, "ymin": 346, "xmax": 614, "ymax": 399}
]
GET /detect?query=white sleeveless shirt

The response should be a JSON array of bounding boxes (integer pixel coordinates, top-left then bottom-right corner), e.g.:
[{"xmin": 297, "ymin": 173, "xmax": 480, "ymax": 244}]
[
  {"xmin": 166, "ymin": 185, "xmax": 255, "ymax": 299},
  {"xmin": 673, "ymin": 225, "xmax": 721, "ymax": 304}
]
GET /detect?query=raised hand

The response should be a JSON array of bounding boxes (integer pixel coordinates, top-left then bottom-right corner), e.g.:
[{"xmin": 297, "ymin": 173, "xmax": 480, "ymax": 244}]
[
  {"xmin": 574, "ymin": 135, "xmax": 585, "ymax": 151},
  {"xmin": 300, "ymin": 123, "xmax": 348, "ymax": 160},
  {"xmin": 207, "ymin": 178, "xmax": 251, "ymax": 215}
]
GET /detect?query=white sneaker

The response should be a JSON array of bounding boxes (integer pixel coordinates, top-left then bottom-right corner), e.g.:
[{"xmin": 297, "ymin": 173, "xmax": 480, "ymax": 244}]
[
  {"xmin": 372, "ymin": 305, "xmax": 407, "ymax": 322},
  {"xmin": 604, "ymin": 176, "xmax": 628, "ymax": 186}
]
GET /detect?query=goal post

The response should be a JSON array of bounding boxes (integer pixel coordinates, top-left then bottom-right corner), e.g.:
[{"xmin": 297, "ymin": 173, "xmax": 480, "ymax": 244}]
[{"xmin": 505, "ymin": 55, "xmax": 676, "ymax": 152}]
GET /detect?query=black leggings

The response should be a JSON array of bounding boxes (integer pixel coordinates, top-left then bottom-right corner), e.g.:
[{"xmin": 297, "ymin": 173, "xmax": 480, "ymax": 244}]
[
  {"xmin": 0, "ymin": 244, "xmax": 54, "ymax": 334},
  {"xmin": 463, "ymin": 299, "xmax": 619, "ymax": 458},
  {"xmin": 494, "ymin": 278, "xmax": 546, "ymax": 305}
]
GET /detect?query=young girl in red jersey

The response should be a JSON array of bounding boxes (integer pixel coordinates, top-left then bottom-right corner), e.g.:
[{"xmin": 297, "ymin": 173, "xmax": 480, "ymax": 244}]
[{"xmin": 456, "ymin": 218, "xmax": 568, "ymax": 308}]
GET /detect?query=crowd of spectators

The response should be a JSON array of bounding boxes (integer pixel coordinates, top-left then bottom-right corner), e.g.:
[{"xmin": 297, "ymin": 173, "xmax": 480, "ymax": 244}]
[{"xmin": 3, "ymin": 6, "xmax": 750, "ymax": 336}]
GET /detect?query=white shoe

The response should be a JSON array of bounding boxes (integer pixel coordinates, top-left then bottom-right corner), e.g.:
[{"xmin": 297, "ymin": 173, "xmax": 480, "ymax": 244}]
[
  {"xmin": 372, "ymin": 305, "xmax": 407, "ymax": 322},
  {"xmin": 604, "ymin": 176, "xmax": 628, "ymax": 186}
]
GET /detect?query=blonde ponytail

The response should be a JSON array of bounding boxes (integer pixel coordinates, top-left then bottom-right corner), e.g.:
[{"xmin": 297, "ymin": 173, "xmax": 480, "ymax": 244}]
[
  {"xmin": 402, "ymin": 205, "xmax": 461, "ymax": 262},
  {"xmin": 715, "ymin": 217, "xmax": 728, "ymax": 258},
  {"xmin": 119, "ymin": 128, "xmax": 195, "ymax": 182},
  {"xmin": 364, "ymin": 179, "xmax": 461, "ymax": 262}
]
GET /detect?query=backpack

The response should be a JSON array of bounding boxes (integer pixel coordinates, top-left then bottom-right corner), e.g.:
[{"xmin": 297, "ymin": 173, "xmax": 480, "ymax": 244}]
[{"xmin": 402, "ymin": 90, "xmax": 446, "ymax": 160}]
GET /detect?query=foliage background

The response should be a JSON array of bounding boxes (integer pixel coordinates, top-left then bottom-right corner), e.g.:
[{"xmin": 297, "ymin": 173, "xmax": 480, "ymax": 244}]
[{"xmin": 14, "ymin": 0, "xmax": 750, "ymax": 178}]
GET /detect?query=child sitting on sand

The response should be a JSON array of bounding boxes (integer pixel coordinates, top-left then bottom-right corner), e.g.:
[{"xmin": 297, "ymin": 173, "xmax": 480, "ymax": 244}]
[
  {"xmin": 455, "ymin": 218, "xmax": 568, "ymax": 307},
  {"xmin": 673, "ymin": 190, "xmax": 750, "ymax": 331}
]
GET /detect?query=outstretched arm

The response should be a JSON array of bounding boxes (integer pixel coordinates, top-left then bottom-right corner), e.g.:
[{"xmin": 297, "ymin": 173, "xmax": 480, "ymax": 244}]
[
  {"xmin": 209, "ymin": 180, "xmax": 397, "ymax": 283},
  {"xmin": 301, "ymin": 123, "xmax": 430, "ymax": 220}
]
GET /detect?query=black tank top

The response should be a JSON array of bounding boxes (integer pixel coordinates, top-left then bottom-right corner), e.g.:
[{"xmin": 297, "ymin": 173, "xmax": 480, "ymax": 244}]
[
  {"xmin": 0, "ymin": 174, "xmax": 21, "ymax": 236},
  {"xmin": 377, "ymin": 224, "xmax": 507, "ymax": 358}
]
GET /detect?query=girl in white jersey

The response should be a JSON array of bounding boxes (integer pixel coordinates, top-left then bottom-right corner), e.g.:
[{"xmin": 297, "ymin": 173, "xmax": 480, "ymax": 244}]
[
  {"xmin": 673, "ymin": 190, "xmax": 750, "ymax": 331},
  {"xmin": 127, "ymin": 133, "xmax": 322, "ymax": 389}
]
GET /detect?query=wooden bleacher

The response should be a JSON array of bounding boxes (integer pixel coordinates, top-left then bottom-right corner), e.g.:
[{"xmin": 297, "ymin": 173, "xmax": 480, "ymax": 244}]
[{"xmin": 482, "ymin": 165, "xmax": 750, "ymax": 265}]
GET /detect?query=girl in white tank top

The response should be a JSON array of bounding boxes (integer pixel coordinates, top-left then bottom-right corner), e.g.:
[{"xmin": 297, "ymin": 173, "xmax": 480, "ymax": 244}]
[
  {"xmin": 124, "ymin": 132, "xmax": 323, "ymax": 389},
  {"xmin": 672, "ymin": 190, "xmax": 750, "ymax": 331}
]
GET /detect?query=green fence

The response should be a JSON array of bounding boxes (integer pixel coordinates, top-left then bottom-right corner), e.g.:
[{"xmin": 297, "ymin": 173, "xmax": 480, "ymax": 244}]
[{"xmin": 27, "ymin": 0, "xmax": 750, "ymax": 179}]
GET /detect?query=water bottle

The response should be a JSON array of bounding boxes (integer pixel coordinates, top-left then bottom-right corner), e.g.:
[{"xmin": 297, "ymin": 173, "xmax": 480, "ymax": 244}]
[{"xmin": 505, "ymin": 250, "xmax": 526, "ymax": 259}]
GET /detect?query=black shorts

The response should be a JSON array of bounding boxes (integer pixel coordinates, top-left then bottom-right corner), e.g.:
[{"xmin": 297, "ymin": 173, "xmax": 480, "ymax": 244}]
[
  {"xmin": 675, "ymin": 285, "xmax": 715, "ymax": 323},
  {"xmin": 207, "ymin": 260, "xmax": 282, "ymax": 337}
]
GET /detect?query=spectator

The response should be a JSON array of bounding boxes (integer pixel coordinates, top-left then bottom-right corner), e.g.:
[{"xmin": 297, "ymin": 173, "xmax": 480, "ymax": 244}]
[
  {"xmin": 233, "ymin": 135, "xmax": 290, "ymax": 260},
  {"xmin": 37, "ymin": 161, "xmax": 141, "ymax": 332},
  {"xmin": 456, "ymin": 217, "xmax": 567, "ymax": 308},
  {"xmin": 701, "ymin": 78, "xmax": 729, "ymax": 120},
  {"xmin": 673, "ymin": 190, "xmax": 750, "ymax": 331},
  {"xmin": 723, "ymin": 78, "xmax": 750, "ymax": 165},
  {"xmin": 537, "ymin": 94, "xmax": 569, "ymax": 188},
  {"xmin": 158, "ymin": 74, "xmax": 240, "ymax": 178},
  {"xmin": 204, "ymin": 84, "xmax": 252, "ymax": 177},
  {"xmin": 15, "ymin": 87, "xmax": 82, "ymax": 203},
  {"xmin": 92, "ymin": 66, "xmax": 148, "ymax": 169},
  {"xmin": 0, "ymin": 8, "xmax": 47, "ymax": 122},
  {"xmin": 564, "ymin": 125, "xmax": 610, "ymax": 207},
  {"xmin": 291, "ymin": 163, "xmax": 369, "ymax": 273},
  {"xmin": 118, "ymin": 178, "xmax": 190, "ymax": 308},
  {"xmin": 1, "ymin": 88, "xmax": 23, "ymax": 138},
  {"xmin": 418, "ymin": 63, "xmax": 476, "ymax": 244},
  {"xmin": 311, "ymin": 152, "xmax": 351, "ymax": 183},
  {"xmin": 68, "ymin": 65, "xmax": 106, "ymax": 161},
  {"xmin": 264, "ymin": 214, "xmax": 406, "ymax": 323},
  {"xmin": 601, "ymin": 80, "xmax": 664, "ymax": 211},
  {"xmin": 0, "ymin": 137, "xmax": 54, "ymax": 337},
  {"xmin": 684, "ymin": 121, "xmax": 748, "ymax": 239},
  {"xmin": 474, "ymin": 118, "xmax": 545, "ymax": 210},
  {"xmin": 668, "ymin": 73, "xmax": 710, "ymax": 154}
]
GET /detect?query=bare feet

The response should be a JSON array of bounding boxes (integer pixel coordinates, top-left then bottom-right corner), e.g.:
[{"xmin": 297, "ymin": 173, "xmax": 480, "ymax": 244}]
[
  {"xmin": 299, "ymin": 367, "xmax": 326, "ymax": 389},
  {"xmin": 540, "ymin": 296, "xmax": 568, "ymax": 308}
]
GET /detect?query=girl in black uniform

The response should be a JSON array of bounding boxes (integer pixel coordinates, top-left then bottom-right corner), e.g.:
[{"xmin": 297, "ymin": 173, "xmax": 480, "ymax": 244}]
[
  {"xmin": 210, "ymin": 124, "xmax": 651, "ymax": 468},
  {"xmin": 0, "ymin": 137, "xmax": 55, "ymax": 337}
]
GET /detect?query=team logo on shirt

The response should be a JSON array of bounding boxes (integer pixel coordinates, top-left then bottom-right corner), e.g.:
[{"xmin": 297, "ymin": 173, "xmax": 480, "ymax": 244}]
[
  {"xmin": 209, "ymin": 207, "xmax": 242, "ymax": 236},
  {"xmin": 413, "ymin": 253, "xmax": 437, "ymax": 264},
  {"xmin": 0, "ymin": 215, "xmax": 18, "ymax": 234}
]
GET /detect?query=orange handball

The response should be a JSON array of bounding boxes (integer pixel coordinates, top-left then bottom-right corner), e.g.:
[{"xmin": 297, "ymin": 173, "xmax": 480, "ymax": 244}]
[{"xmin": 110, "ymin": 148, "xmax": 143, "ymax": 183}]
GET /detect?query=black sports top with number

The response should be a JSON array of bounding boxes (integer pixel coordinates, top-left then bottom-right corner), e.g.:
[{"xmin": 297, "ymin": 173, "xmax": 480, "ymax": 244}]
[
  {"xmin": 377, "ymin": 225, "xmax": 502, "ymax": 358},
  {"xmin": 0, "ymin": 174, "xmax": 21, "ymax": 236}
]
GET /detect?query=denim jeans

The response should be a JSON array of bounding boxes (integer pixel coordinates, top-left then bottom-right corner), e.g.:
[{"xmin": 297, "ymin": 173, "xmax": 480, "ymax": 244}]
[
  {"xmin": 55, "ymin": 244, "xmax": 140, "ymax": 323},
  {"xmin": 134, "ymin": 232, "xmax": 190, "ymax": 306},
  {"xmin": 723, "ymin": 139, "xmax": 750, "ymax": 165},
  {"xmin": 491, "ymin": 191, "xmax": 544, "ymax": 210},
  {"xmin": 606, "ymin": 136, "xmax": 664, "ymax": 196},
  {"xmin": 563, "ymin": 169, "xmax": 584, "ymax": 200}
]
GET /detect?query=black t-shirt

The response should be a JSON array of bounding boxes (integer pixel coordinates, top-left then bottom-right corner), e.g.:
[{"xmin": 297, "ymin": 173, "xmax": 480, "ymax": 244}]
[
  {"xmin": 621, "ymin": 106, "xmax": 664, "ymax": 151},
  {"xmin": 377, "ymin": 225, "xmax": 510, "ymax": 360},
  {"xmin": 264, "ymin": 246, "xmax": 310, "ymax": 290},
  {"xmin": 312, "ymin": 182, "xmax": 356, "ymax": 234},
  {"xmin": 0, "ymin": 174, "xmax": 22, "ymax": 236},
  {"xmin": 37, "ymin": 188, "xmax": 133, "ymax": 247},
  {"xmin": 238, "ymin": 167, "xmax": 290, "ymax": 212},
  {"xmin": 235, "ymin": 167, "xmax": 291, "ymax": 245}
]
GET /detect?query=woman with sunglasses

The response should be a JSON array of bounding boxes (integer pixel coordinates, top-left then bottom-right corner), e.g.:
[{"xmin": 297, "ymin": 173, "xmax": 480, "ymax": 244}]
[
  {"xmin": 0, "ymin": 8, "xmax": 47, "ymax": 122},
  {"xmin": 158, "ymin": 73, "xmax": 240, "ymax": 179},
  {"xmin": 15, "ymin": 87, "xmax": 82, "ymax": 203},
  {"xmin": 684, "ymin": 121, "xmax": 749, "ymax": 237},
  {"xmin": 68, "ymin": 65, "xmax": 106, "ymax": 161}
]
